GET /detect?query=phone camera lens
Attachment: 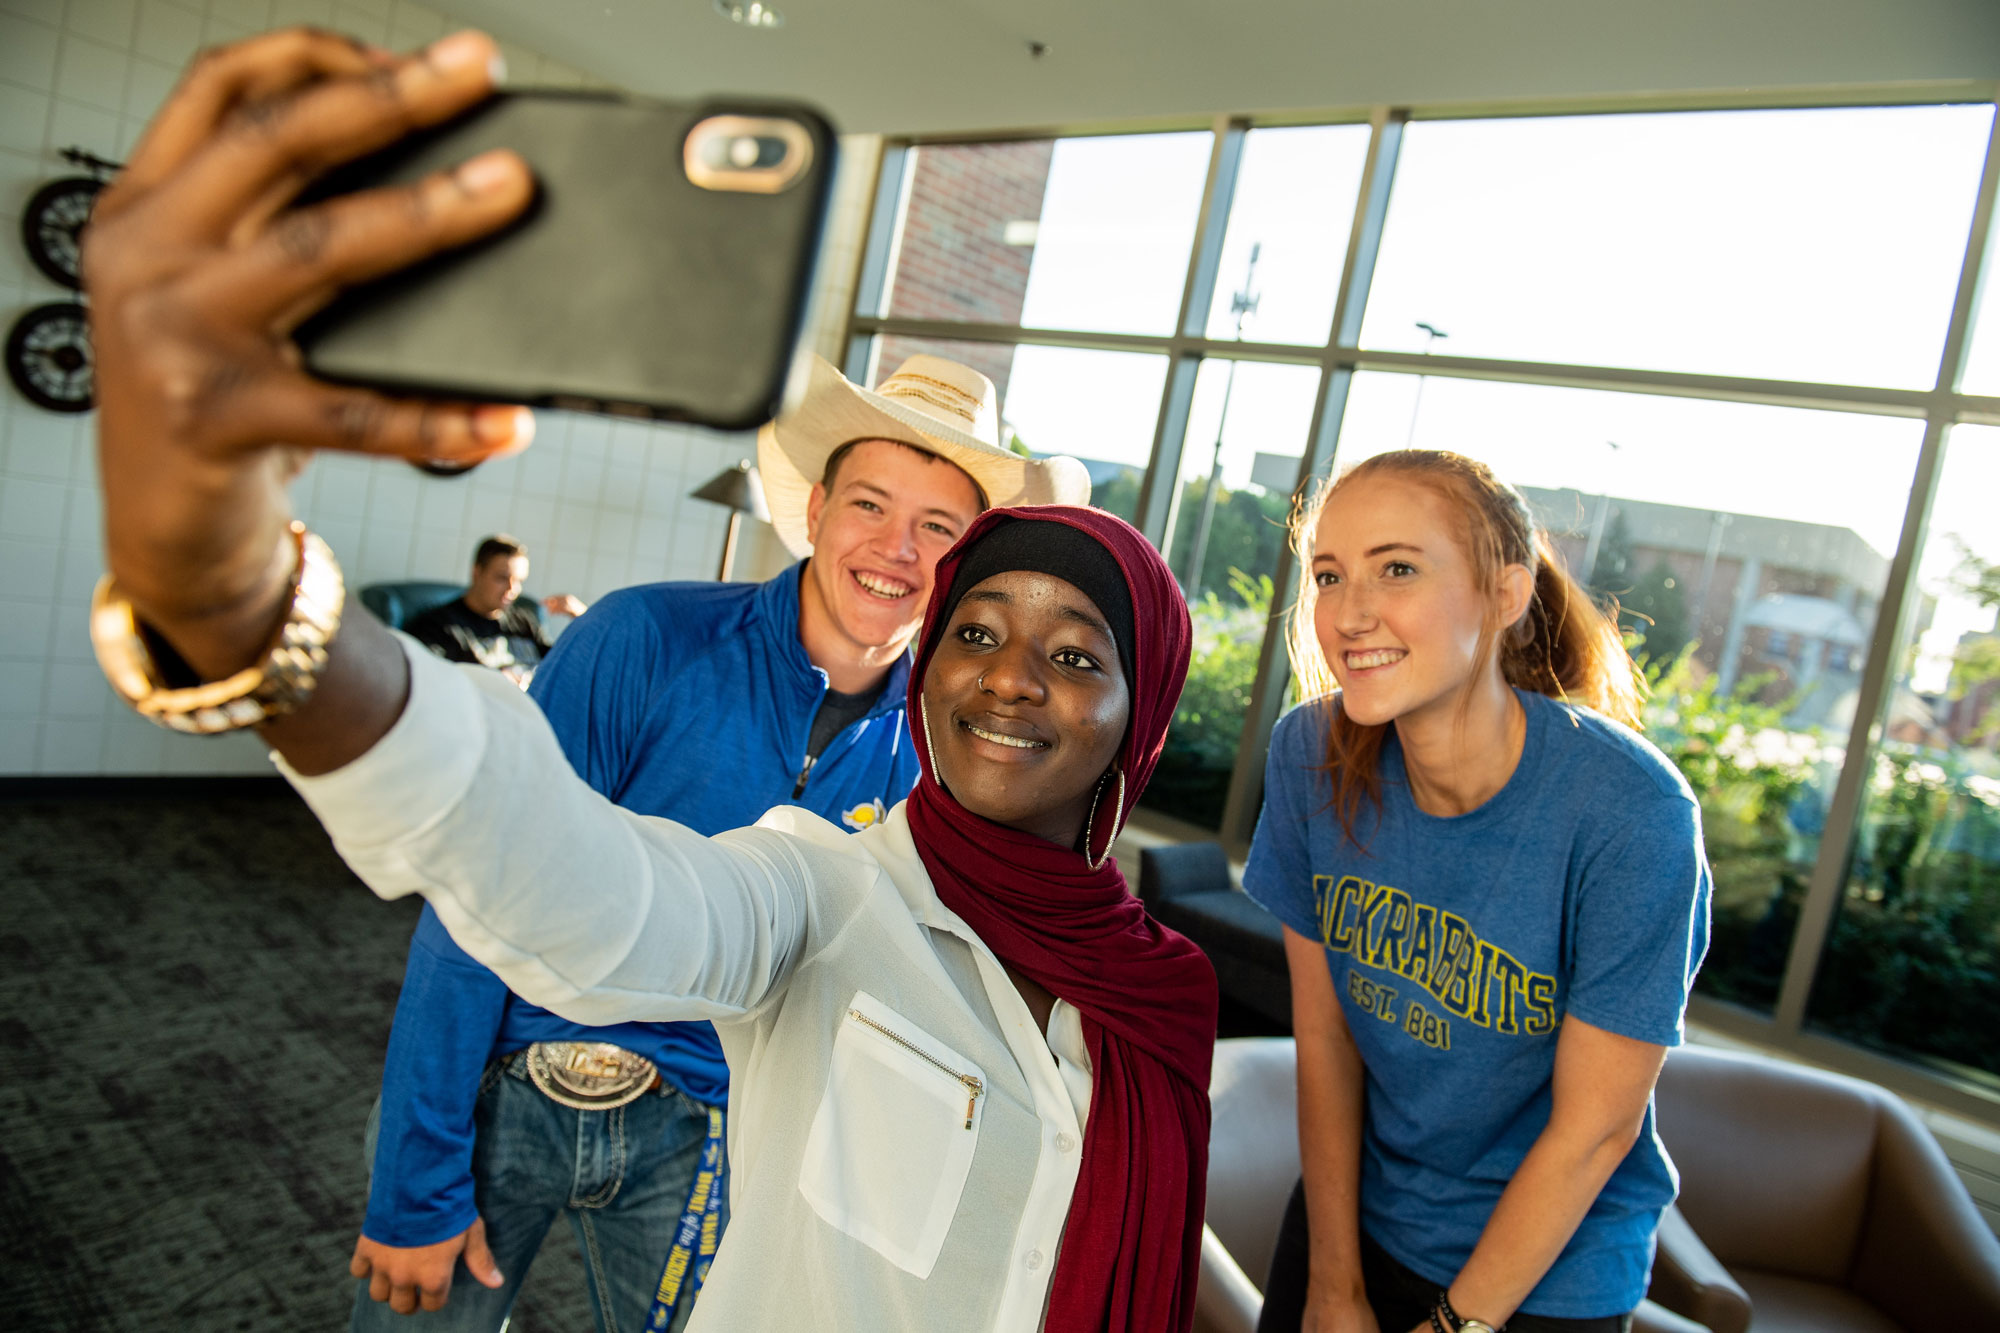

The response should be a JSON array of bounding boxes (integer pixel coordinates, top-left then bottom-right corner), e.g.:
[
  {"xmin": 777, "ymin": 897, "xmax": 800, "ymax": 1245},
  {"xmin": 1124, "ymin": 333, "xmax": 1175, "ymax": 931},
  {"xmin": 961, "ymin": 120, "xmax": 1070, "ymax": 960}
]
[
  {"xmin": 687, "ymin": 120, "xmax": 803, "ymax": 186},
  {"xmin": 721, "ymin": 136, "xmax": 789, "ymax": 170}
]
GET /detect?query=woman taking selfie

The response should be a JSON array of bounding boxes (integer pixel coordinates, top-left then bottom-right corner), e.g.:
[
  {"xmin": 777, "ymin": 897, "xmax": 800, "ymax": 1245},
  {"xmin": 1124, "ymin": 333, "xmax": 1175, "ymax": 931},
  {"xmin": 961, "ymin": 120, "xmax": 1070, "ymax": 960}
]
[
  {"xmin": 83, "ymin": 27, "xmax": 1215, "ymax": 1333},
  {"xmin": 1244, "ymin": 452, "xmax": 1711, "ymax": 1333}
]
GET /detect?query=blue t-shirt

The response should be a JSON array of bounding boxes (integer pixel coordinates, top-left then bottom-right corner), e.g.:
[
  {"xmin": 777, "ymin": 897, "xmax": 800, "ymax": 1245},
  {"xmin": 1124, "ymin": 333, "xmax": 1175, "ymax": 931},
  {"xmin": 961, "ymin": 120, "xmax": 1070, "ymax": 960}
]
[{"xmin": 1243, "ymin": 689, "xmax": 1711, "ymax": 1319}]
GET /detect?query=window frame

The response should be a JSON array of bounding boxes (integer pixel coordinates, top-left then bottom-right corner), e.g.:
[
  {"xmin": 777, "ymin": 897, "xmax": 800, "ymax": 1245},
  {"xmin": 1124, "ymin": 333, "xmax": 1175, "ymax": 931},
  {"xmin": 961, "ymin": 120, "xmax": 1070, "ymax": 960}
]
[{"xmin": 844, "ymin": 84, "xmax": 2000, "ymax": 1123}]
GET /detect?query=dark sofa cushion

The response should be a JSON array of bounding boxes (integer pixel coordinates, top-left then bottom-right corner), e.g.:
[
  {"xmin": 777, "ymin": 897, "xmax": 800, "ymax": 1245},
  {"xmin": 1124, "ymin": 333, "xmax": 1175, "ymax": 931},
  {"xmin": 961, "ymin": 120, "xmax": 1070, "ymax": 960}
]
[
  {"xmin": 359, "ymin": 580, "xmax": 469, "ymax": 631},
  {"xmin": 1140, "ymin": 843, "xmax": 1293, "ymax": 1030},
  {"xmin": 1137, "ymin": 840, "xmax": 1232, "ymax": 907},
  {"xmin": 359, "ymin": 581, "xmax": 547, "ymax": 634},
  {"xmin": 1155, "ymin": 888, "xmax": 1286, "ymax": 966}
]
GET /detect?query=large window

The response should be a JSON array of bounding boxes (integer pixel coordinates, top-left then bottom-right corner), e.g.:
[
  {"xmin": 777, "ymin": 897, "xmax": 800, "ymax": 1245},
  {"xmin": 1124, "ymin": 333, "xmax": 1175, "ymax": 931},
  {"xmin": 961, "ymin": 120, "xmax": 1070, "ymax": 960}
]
[
  {"xmin": 1806, "ymin": 426, "xmax": 2000, "ymax": 1088},
  {"xmin": 882, "ymin": 134, "xmax": 1212, "ymax": 337},
  {"xmin": 851, "ymin": 95, "xmax": 2000, "ymax": 1117},
  {"xmin": 1201, "ymin": 125, "xmax": 1373, "ymax": 345},
  {"xmin": 1153, "ymin": 360, "xmax": 1321, "ymax": 827},
  {"xmin": 1963, "ymin": 213, "xmax": 2000, "ymax": 396},
  {"xmin": 1361, "ymin": 107, "xmax": 1993, "ymax": 387}
]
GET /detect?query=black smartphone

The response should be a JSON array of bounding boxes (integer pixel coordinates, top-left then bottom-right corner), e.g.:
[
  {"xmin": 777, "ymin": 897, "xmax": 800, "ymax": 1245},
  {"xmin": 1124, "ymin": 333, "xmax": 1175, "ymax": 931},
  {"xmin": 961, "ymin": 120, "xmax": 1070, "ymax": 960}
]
[{"xmin": 295, "ymin": 91, "xmax": 836, "ymax": 431}]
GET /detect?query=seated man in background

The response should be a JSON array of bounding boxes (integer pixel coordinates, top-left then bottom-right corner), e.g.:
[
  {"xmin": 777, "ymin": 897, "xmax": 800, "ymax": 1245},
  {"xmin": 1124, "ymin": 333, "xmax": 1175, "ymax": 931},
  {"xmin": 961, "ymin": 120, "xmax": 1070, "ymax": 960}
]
[
  {"xmin": 405, "ymin": 534, "xmax": 588, "ymax": 686},
  {"xmin": 351, "ymin": 352, "xmax": 1090, "ymax": 1332}
]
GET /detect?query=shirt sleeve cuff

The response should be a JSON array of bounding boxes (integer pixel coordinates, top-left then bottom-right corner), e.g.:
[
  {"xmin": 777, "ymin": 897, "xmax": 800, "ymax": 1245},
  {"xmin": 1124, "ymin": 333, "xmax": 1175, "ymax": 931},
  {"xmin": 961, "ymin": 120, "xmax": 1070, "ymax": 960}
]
[
  {"xmin": 1563, "ymin": 996, "xmax": 1687, "ymax": 1049},
  {"xmin": 363, "ymin": 1197, "xmax": 482, "ymax": 1250},
  {"xmin": 1242, "ymin": 874, "xmax": 1323, "ymax": 943}
]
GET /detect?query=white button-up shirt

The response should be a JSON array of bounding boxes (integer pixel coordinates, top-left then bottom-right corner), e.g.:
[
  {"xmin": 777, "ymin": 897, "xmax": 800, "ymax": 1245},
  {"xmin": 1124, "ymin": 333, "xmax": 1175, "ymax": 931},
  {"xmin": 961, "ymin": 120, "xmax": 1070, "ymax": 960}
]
[{"xmin": 281, "ymin": 639, "xmax": 1093, "ymax": 1331}]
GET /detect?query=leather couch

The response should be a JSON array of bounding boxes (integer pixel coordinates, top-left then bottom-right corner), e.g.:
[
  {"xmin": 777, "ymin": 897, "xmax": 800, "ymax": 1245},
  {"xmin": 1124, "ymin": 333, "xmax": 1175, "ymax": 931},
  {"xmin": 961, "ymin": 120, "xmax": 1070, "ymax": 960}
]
[
  {"xmin": 1192, "ymin": 1039, "xmax": 1724, "ymax": 1333},
  {"xmin": 358, "ymin": 579, "xmax": 470, "ymax": 631},
  {"xmin": 1196, "ymin": 1037, "xmax": 1302, "ymax": 1333},
  {"xmin": 1194, "ymin": 1038, "xmax": 2000, "ymax": 1332},
  {"xmin": 357, "ymin": 580, "xmax": 546, "ymax": 633},
  {"xmin": 1652, "ymin": 1044, "xmax": 2000, "ymax": 1331}
]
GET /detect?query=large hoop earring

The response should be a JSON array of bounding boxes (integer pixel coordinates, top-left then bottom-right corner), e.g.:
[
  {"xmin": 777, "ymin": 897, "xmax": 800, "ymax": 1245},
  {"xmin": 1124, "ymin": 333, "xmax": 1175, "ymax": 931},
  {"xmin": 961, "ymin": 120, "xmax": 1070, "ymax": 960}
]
[
  {"xmin": 1083, "ymin": 767, "xmax": 1125, "ymax": 870},
  {"xmin": 920, "ymin": 696, "xmax": 945, "ymax": 791}
]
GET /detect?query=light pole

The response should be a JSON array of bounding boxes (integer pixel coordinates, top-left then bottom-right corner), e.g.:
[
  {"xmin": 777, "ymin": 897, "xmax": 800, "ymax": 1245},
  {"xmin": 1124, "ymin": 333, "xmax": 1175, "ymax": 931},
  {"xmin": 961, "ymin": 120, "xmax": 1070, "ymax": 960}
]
[
  {"xmin": 1403, "ymin": 320, "xmax": 1449, "ymax": 449},
  {"xmin": 1185, "ymin": 243, "xmax": 1262, "ymax": 599},
  {"xmin": 1579, "ymin": 440, "xmax": 1622, "ymax": 586}
]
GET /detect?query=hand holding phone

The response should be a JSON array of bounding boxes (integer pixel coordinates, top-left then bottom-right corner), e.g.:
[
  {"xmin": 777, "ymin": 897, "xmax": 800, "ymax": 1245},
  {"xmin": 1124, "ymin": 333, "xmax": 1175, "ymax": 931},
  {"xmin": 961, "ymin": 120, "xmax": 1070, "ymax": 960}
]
[
  {"xmin": 88, "ymin": 27, "xmax": 535, "ymax": 686},
  {"xmin": 296, "ymin": 90, "xmax": 835, "ymax": 429}
]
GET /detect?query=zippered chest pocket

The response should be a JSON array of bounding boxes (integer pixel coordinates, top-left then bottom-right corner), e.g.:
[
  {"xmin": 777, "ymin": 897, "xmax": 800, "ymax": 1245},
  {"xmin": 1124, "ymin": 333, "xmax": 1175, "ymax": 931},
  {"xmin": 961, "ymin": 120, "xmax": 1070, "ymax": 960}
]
[{"xmin": 798, "ymin": 990, "xmax": 986, "ymax": 1278}]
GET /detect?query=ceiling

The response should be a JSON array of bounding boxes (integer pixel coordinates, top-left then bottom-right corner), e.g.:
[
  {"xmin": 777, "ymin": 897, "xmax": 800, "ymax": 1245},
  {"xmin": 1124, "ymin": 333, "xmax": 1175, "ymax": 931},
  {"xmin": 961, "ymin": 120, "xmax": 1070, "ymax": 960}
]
[{"xmin": 443, "ymin": 0, "xmax": 2000, "ymax": 136}]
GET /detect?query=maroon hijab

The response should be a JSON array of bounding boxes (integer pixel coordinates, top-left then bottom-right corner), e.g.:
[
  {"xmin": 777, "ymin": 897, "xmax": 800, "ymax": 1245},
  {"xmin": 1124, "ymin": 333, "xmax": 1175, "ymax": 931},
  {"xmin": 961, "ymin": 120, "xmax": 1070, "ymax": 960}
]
[{"xmin": 904, "ymin": 505, "xmax": 1218, "ymax": 1333}]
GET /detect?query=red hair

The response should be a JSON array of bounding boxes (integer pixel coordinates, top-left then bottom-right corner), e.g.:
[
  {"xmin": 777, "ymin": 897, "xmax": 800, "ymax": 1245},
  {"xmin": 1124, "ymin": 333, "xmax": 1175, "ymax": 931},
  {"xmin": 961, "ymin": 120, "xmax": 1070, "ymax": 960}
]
[{"xmin": 1285, "ymin": 450, "xmax": 1645, "ymax": 845}]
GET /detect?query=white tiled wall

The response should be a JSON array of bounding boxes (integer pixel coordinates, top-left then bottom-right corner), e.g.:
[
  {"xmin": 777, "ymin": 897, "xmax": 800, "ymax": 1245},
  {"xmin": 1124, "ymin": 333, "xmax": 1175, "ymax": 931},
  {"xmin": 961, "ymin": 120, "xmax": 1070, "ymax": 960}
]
[{"xmin": 0, "ymin": 0, "xmax": 876, "ymax": 776}]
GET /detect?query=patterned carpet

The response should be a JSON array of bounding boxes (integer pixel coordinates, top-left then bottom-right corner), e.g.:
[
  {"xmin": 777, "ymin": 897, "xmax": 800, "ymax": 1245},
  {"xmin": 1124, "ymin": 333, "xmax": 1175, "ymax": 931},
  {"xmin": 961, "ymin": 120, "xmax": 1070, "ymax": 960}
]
[{"xmin": 0, "ymin": 783, "xmax": 591, "ymax": 1332}]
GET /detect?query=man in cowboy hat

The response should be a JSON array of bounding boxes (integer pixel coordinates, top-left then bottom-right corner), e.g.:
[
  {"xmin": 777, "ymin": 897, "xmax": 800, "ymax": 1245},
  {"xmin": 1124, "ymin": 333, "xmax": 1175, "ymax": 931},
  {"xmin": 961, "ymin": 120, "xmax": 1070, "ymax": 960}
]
[{"xmin": 348, "ymin": 354, "xmax": 1088, "ymax": 1332}]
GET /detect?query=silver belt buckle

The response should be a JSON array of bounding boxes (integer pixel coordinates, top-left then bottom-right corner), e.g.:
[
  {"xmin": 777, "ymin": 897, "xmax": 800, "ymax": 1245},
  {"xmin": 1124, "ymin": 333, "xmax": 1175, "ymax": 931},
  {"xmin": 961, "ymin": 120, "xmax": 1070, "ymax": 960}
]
[{"xmin": 524, "ymin": 1041, "xmax": 659, "ymax": 1111}]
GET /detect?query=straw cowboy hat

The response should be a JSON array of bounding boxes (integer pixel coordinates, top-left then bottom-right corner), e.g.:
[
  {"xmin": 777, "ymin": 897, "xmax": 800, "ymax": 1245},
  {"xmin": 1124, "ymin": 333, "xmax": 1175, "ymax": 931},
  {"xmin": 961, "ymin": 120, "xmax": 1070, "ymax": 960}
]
[{"xmin": 757, "ymin": 354, "xmax": 1092, "ymax": 557}]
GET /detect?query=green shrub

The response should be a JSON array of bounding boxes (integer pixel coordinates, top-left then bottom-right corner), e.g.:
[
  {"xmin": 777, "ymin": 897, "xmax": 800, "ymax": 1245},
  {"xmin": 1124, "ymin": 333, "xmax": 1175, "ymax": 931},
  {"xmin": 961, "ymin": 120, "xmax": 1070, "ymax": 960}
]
[
  {"xmin": 1641, "ymin": 649, "xmax": 1827, "ymax": 1011},
  {"xmin": 1642, "ymin": 647, "xmax": 2000, "ymax": 1078},
  {"xmin": 1146, "ymin": 568, "xmax": 1273, "ymax": 827}
]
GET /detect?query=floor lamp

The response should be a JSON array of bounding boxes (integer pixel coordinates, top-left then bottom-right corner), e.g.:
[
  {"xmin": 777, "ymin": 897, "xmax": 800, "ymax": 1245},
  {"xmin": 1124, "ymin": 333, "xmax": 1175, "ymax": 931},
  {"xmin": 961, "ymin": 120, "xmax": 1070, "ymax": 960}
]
[{"xmin": 690, "ymin": 459, "xmax": 771, "ymax": 582}]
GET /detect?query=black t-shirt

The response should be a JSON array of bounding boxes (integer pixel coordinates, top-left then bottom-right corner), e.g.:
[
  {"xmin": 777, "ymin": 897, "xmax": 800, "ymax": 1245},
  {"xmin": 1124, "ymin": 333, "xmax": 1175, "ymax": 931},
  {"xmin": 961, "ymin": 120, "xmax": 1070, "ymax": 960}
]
[
  {"xmin": 406, "ymin": 598, "xmax": 551, "ymax": 677},
  {"xmin": 790, "ymin": 679, "xmax": 892, "ymax": 797},
  {"xmin": 808, "ymin": 681, "xmax": 888, "ymax": 761}
]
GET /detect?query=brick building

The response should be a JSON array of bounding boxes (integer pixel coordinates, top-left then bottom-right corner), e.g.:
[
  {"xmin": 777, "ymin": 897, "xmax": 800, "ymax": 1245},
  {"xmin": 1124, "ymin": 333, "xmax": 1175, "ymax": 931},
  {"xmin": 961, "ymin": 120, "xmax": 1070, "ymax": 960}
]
[
  {"xmin": 873, "ymin": 141, "xmax": 1056, "ymax": 405},
  {"xmin": 1945, "ymin": 627, "xmax": 2000, "ymax": 750},
  {"xmin": 1522, "ymin": 487, "xmax": 1890, "ymax": 728}
]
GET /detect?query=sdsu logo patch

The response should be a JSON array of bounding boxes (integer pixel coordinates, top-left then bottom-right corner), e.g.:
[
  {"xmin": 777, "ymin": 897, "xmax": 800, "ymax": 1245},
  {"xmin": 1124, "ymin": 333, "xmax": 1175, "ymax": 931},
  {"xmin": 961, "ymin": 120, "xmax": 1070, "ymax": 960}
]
[{"xmin": 841, "ymin": 799, "xmax": 887, "ymax": 831}]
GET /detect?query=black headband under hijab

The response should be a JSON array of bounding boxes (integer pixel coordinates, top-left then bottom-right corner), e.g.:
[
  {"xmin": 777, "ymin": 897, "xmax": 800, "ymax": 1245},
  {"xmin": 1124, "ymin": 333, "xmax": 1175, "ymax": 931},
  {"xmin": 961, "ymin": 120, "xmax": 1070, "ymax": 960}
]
[{"xmin": 937, "ymin": 517, "xmax": 1137, "ymax": 694}]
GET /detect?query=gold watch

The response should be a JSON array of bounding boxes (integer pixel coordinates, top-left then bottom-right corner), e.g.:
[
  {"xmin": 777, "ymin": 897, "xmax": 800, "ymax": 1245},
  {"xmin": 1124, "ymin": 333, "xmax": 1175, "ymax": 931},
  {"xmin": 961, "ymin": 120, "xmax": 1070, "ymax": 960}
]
[{"xmin": 91, "ymin": 521, "xmax": 345, "ymax": 734}]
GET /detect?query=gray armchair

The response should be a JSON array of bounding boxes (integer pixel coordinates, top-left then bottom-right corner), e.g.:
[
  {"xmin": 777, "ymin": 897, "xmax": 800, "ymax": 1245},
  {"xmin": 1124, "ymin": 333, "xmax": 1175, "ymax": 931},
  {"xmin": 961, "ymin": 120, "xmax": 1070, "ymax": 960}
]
[
  {"xmin": 1195, "ymin": 1038, "xmax": 1707, "ymax": 1332},
  {"xmin": 1197, "ymin": 1037, "xmax": 1301, "ymax": 1333},
  {"xmin": 1649, "ymin": 1044, "xmax": 2000, "ymax": 1331},
  {"xmin": 1192, "ymin": 1039, "xmax": 2000, "ymax": 1332}
]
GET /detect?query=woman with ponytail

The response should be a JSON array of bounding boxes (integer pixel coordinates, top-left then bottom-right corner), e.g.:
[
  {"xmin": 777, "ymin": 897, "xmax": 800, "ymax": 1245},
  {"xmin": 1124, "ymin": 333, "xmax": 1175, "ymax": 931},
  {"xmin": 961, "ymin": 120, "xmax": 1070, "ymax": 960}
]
[{"xmin": 1244, "ymin": 451, "xmax": 1711, "ymax": 1333}]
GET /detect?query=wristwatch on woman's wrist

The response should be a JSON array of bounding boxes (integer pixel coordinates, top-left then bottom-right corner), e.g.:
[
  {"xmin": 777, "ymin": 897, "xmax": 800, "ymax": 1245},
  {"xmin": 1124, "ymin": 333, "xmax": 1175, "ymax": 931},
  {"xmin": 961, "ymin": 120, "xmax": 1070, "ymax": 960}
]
[
  {"xmin": 1433, "ymin": 1289, "xmax": 1502, "ymax": 1333},
  {"xmin": 91, "ymin": 521, "xmax": 345, "ymax": 734}
]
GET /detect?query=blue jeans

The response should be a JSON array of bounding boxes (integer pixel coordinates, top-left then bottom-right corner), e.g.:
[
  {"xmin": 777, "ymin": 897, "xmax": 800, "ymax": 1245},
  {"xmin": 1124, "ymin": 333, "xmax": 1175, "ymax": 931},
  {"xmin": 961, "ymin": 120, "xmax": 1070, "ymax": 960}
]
[{"xmin": 350, "ymin": 1057, "xmax": 723, "ymax": 1333}]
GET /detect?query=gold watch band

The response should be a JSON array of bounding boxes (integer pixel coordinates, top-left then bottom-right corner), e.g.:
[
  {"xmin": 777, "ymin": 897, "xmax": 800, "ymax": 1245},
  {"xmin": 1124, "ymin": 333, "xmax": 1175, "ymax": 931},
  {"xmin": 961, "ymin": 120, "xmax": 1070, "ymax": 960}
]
[{"xmin": 91, "ymin": 521, "xmax": 345, "ymax": 734}]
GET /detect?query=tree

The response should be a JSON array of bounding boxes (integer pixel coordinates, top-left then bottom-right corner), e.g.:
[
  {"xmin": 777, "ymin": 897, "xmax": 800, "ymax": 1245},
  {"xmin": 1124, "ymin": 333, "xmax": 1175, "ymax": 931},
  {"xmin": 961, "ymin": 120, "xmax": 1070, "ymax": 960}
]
[
  {"xmin": 1954, "ymin": 536, "xmax": 2000, "ymax": 606},
  {"xmin": 1166, "ymin": 477, "xmax": 1291, "ymax": 597},
  {"xmin": 1089, "ymin": 467, "xmax": 1142, "ymax": 522},
  {"xmin": 1623, "ymin": 558, "xmax": 1693, "ymax": 666},
  {"xmin": 1942, "ymin": 537, "xmax": 2000, "ymax": 745},
  {"xmin": 1589, "ymin": 509, "xmax": 1636, "ymax": 597},
  {"xmin": 1146, "ymin": 567, "xmax": 1274, "ymax": 828}
]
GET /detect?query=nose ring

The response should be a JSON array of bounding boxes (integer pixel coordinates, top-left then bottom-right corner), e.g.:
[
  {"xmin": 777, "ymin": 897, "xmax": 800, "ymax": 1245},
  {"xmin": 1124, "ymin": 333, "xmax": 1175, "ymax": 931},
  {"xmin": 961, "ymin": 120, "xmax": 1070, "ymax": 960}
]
[{"xmin": 977, "ymin": 672, "xmax": 988, "ymax": 692}]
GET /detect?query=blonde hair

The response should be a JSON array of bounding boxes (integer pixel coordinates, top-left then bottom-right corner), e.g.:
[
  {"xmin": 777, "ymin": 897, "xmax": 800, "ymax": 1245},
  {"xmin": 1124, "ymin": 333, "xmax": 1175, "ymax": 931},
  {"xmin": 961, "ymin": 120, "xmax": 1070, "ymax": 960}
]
[{"xmin": 1285, "ymin": 450, "xmax": 1645, "ymax": 843}]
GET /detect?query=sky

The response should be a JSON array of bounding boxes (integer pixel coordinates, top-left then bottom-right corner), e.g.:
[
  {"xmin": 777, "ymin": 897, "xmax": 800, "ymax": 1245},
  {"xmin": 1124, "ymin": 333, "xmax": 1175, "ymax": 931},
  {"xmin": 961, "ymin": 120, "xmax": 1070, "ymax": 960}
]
[{"xmin": 891, "ymin": 102, "xmax": 2000, "ymax": 695}]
